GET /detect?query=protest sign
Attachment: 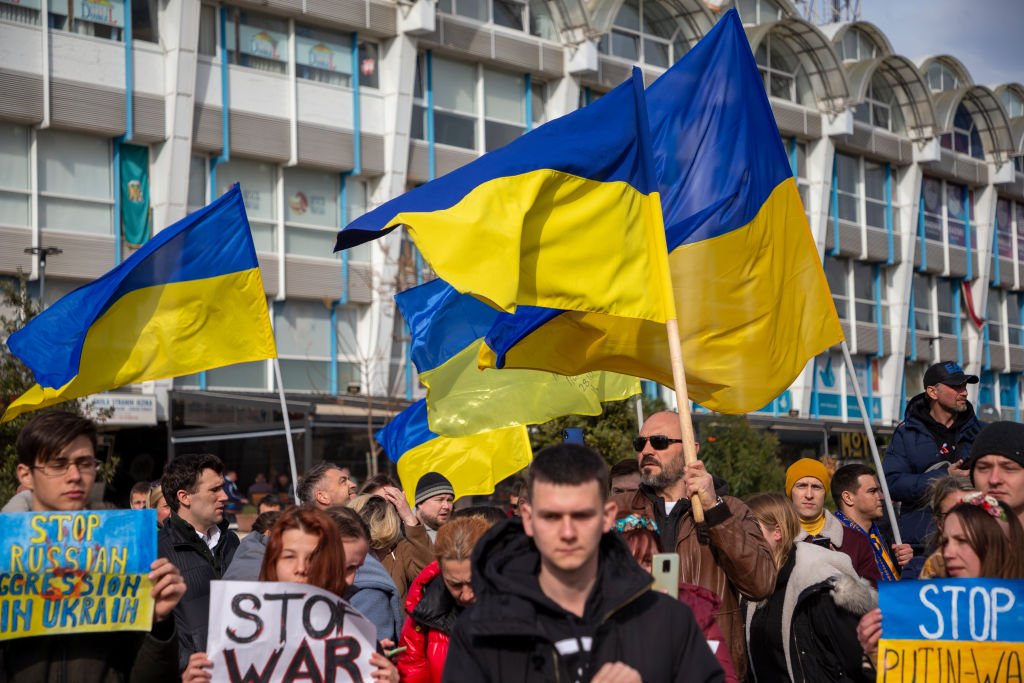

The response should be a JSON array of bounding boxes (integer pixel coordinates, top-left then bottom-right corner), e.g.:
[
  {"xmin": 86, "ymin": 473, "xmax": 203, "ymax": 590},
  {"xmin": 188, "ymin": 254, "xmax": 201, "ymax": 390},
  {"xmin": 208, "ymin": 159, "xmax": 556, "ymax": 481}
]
[
  {"xmin": 0, "ymin": 509, "xmax": 156, "ymax": 640},
  {"xmin": 877, "ymin": 578, "xmax": 1024, "ymax": 682},
  {"xmin": 207, "ymin": 580, "xmax": 377, "ymax": 683}
]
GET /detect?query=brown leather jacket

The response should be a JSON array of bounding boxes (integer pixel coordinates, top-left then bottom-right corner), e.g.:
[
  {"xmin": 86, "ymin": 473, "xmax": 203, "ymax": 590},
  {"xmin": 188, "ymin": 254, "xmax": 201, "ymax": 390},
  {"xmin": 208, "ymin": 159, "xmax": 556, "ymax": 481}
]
[
  {"xmin": 378, "ymin": 520, "xmax": 434, "ymax": 602},
  {"xmin": 614, "ymin": 488, "xmax": 776, "ymax": 682}
]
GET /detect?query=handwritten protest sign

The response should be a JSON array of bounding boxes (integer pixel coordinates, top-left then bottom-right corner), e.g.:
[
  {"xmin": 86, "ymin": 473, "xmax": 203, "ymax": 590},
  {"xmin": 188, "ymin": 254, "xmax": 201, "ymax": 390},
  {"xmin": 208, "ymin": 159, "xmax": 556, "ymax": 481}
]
[
  {"xmin": 0, "ymin": 509, "xmax": 156, "ymax": 640},
  {"xmin": 877, "ymin": 578, "xmax": 1024, "ymax": 682},
  {"xmin": 207, "ymin": 581, "xmax": 377, "ymax": 683}
]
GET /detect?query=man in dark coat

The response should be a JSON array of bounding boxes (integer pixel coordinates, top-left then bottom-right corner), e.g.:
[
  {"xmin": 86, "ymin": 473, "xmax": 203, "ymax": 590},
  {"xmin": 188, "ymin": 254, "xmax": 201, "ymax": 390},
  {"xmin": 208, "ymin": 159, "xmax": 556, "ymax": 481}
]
[
  {"xmin": 883, "ymin": 361, "xmax": 982, "ymax": 553},
  {"xmin": 443, "ymin": 443, "xmax": 723, "ymax": 683},
  {"xmin": 158, "ymin": 453, "xmax": 239, "ymax": 672}
]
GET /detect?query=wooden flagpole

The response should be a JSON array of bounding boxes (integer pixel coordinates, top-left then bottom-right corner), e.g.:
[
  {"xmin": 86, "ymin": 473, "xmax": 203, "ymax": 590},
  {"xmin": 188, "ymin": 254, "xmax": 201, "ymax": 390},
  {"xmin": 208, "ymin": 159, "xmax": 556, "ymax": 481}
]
[{"xmin": 665, "ymin": 319, "xmax": 706, "ymax": 526}]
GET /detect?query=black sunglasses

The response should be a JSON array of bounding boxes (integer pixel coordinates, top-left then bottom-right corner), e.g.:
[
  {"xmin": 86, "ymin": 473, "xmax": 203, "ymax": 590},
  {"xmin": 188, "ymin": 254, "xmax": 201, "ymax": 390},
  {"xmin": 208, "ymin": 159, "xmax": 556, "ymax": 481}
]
[{"xmin": 633, "ymin": 435, "xmax": 683, "ymax": 451}]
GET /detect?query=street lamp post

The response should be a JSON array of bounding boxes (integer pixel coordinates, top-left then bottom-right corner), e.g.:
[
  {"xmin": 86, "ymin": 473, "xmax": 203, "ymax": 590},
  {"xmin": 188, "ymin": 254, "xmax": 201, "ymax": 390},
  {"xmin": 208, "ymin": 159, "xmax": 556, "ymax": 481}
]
[{"xmin": 24, "ymin": 246, "xmax": 63, "ymax": 309}]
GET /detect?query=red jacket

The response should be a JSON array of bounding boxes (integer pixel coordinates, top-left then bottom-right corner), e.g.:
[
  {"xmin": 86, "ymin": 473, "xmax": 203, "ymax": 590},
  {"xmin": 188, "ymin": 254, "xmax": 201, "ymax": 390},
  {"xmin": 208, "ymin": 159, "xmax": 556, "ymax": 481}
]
[
  {"xmin": 397, "ymin": 561, "xmax": 459, "ymax": 683},
  {"xmin": 679, "ymin": 583, "xmax": 739, "ymax": 683}
]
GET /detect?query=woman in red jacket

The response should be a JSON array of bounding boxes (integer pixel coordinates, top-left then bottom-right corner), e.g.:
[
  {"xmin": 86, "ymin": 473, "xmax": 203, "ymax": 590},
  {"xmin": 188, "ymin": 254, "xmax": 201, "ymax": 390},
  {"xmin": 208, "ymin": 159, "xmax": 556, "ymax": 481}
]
[{"xmin": 397, "ymin": 515, "xmax": 492, "ymax": 683}]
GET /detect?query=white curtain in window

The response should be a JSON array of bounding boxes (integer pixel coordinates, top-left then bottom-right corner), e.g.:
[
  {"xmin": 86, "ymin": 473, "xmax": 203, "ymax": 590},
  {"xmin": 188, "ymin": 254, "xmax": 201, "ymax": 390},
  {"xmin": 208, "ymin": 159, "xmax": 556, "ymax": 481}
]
[
  {"xmin": 484, "ymin": 69, "xmax": 524, "ymax": 124},
  {"xmin": 433, "ymin": 57, "xmax": 477, "ymax": 114},
  {"xmin": 187, "ymin": 156, "xmax": 207, "ymax": 212},
  {"xmin": 275, "ymin": 299, "xmax": 332, "ymax": 358},
  {"xmin": 38, "ymin": 130, "xmax": 111, "ymax": 198},
  {"xmin": 216, "ymin": 159, "xmax": 276, "ymax": 221},
  {"xmin": 285, "ymin": 168, "xmax": 338, "ymax": 228},
  {"xmin": 0, "ymin": 125, "xmax": 30, "ymax": 190}
]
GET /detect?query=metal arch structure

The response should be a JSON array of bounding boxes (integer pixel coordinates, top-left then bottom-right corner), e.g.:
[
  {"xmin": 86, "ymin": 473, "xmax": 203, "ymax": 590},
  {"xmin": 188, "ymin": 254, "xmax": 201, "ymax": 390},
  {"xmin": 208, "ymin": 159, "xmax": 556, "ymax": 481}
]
[
  {"xmin": 932, "ymin": 86, "xmax": 1015, "ymax": 163},
  {"xmin": 542, "ymin": 0, "xmax": 598, "ymax": 39},
  {"xmin": 1012, "ymin": 118, "xmax": 1024, "ymax": 157},
  {"xmin": 916, "ymin": 54, "xmax": 975, "ymax": 89},
  {"xmin": 584, "ymin": 0, "xmax": 714, "ymax": 44},
  {"xmin": 745, "ymin": 17, "xmax": 851, "ymax": 112},
  {"xmin": 843, "ymin": 55, "xmax": 936, "ymax": 140},
  {"xmin": 818, "ymin": 20, "xmax": 894, "ymax": 57}
]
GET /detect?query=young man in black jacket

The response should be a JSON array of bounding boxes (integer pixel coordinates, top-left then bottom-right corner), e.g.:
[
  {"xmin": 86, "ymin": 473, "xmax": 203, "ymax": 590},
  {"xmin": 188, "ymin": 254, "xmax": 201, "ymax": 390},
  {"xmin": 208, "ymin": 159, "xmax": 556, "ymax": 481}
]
[
  {"xmin": 443, "ymin": 443, "xmax": 723, "ymax": 683},
  {"xmin": 158, "ymin": 453, "xmax": 239, "ymax": 672}
]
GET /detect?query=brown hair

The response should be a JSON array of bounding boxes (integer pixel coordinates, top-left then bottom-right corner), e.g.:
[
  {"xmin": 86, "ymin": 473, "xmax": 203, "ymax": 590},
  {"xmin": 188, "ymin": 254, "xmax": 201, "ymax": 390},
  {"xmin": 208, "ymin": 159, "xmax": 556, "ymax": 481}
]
[
  {"xmin": 259, "ymin": 506, "xmax": 348, "ymax": 597},
  {"xmin": 622, "ymin": 528, "xmax": 658, "ymax": 569},
  {"xmin": 943, "ymin": 501, "xmax": 1024, "ymax": 579},
  {"xmin": 325, "ymin": 505, "xmax": 371, "ymax": 542},
  {"xmin": 746, "ymin": 492, "xmax": 801, "ymax": 570},
  {"xmin": 434, "ymin": 515, "xmax": 493, "ymax": 564},
  {"xmin": 348, "ymin": 494, "xmax": 402, "ymax": 551},
  {"xmin": 16, "ymin": 411, "xmax": 97, "ymax": 467}
]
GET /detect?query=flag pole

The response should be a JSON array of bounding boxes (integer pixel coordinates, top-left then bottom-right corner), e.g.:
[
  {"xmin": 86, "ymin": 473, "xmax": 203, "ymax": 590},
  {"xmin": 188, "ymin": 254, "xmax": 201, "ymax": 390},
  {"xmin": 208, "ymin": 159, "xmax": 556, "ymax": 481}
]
[
  {"xmin": 273, "ymin": 357, "xmax": 302, "ymax": 504},
  {"xmin": 665, "ymin": 319, "xmax": 706, "ymax": 528},
  {"xmin": 839, "ymin": 341, "xmax": 902, "ymax": 544},
  {"xmin": 635, "ymin": 394, "xmax": 645, "ymax": 430}
]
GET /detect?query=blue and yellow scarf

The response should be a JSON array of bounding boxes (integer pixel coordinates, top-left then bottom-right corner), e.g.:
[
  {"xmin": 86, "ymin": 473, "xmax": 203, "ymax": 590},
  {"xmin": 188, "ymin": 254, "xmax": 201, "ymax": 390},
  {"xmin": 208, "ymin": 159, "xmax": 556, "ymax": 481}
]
[{"xmin": 834, "ymin": 509, "xmax": 900, "ymax": 581}]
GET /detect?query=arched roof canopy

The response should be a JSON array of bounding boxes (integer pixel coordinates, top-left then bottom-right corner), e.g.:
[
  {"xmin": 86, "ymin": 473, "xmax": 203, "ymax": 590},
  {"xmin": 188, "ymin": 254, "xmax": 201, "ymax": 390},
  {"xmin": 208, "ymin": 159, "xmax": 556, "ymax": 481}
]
[
  {"xmin": 745, "ymin": 17, "xmax": 850, "ymax": 111},
  {"xmin": 544, "ymin": 0, "xmax": 594, "ymax": 37},
  {"xmin": 917, "ymin": 55, "xmax": 974, "ymax": 91},
  {"xmin": 586, "ymin": 0, "xmax": 713, "ymax": 44},
  {"xmin": 821, "ymin": 21, "xmax": 893, "ymax": 59},
  {"xmin": 933, "ymin": 86, "xmax": 1014, "ymax": 162},
  {"xmin": 844, "ymin": 55, "xmax": 936, "ymax": 139}
]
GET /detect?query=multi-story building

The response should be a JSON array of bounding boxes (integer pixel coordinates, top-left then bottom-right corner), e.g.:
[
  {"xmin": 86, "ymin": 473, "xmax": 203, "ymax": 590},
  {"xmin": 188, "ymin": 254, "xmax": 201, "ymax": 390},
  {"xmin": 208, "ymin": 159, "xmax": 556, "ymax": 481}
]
[{"xmin": 0, "ymin": 0, "xmax": 1021, "ymax": 478}]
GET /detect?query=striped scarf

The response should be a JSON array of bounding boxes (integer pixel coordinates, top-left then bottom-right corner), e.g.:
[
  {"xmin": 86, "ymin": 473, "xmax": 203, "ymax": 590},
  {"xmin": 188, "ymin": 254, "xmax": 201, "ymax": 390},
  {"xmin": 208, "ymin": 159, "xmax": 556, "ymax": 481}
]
[{"xmin": 834, "ymin": 510, "xmax": 900, "ymax": 582}]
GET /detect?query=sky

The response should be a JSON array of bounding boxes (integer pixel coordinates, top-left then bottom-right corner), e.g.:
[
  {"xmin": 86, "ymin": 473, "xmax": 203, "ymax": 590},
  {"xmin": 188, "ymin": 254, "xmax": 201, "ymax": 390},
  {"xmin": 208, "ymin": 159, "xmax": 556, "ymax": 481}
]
[{"xmin": 858, "ymin": 0, "xmax": 1023, "ymax": 87}]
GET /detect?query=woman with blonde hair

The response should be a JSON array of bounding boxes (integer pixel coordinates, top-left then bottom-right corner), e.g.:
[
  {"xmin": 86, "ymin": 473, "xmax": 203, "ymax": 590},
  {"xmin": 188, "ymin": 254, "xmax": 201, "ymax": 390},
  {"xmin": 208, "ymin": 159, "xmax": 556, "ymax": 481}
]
[
  {"xmin": 398, "ymin": 515, "xmax": 494, "ymax": 683},
  {"xmin": 744, "ymin": 492, "xmax": 875, "ymax": 682},
  {"xmin": 147, "ymin": 485, "xmax": 171, "ymax": 527},
  {"xmin": 348, "ymin": 488, "xmax": 432, "ymax": 600}
]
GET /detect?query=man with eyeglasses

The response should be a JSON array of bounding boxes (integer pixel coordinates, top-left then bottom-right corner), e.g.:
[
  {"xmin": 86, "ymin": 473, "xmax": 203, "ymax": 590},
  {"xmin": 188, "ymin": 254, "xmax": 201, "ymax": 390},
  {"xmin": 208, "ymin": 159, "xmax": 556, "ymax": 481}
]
[
  {"xmin": 613, "ymin": 410, "xmax": 775, "ymax": 682},
  {"xmin": 2, "ymin": 411, "xmax": 185, "ymax": 682}
]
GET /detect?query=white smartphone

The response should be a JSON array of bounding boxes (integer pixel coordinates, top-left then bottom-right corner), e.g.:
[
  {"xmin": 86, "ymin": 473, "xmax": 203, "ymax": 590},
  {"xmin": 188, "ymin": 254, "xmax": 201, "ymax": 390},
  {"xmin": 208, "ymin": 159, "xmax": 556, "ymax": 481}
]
[{"xmin": 651, "ymin": 553, "xmax": 679, "ymax": 599}]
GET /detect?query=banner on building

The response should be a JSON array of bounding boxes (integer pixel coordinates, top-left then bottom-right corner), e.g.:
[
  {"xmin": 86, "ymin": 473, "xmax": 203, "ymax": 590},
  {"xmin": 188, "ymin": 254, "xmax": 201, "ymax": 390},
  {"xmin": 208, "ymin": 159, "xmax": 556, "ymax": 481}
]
[
  {"xmin": 877, "ymin": 579, "xmax": 1024, "ymax": 682},
  {"xmin": 207, "ymin": 581, "xmax": 377, "ymax": 683},
  {"xmin": 119, "ymin": 143, "xmax": 151, "ymax": 247},
  {"xmin": 0, "ymin": 510, "xmax": 156, "ymax": 640}
]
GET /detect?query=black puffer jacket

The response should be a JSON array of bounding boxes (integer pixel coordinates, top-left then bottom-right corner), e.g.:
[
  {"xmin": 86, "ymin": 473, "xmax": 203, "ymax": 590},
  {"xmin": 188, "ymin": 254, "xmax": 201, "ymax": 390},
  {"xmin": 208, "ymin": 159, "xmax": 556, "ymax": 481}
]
[
  {"xmin": 157, "ymin": 515, "xmax": 239, "ymax": 672},
  {"xmin": 442, "ymin": 519, "xmax": 723, "ymax": 683}
]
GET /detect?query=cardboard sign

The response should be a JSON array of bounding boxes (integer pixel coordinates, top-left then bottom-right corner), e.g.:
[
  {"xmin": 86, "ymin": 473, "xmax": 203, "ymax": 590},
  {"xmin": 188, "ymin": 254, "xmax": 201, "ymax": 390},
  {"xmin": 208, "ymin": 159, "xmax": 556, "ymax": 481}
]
[
  {"xmin": 877, "ymin": 579, "xmax": 1024, "ymax": 682},
  {"xmin": 0, "ymin": 509, "xmax": 156, "ymax": 640},
  {"xmin": 207, "ymin": 581, "xmax": 377, "ymax": 683}
]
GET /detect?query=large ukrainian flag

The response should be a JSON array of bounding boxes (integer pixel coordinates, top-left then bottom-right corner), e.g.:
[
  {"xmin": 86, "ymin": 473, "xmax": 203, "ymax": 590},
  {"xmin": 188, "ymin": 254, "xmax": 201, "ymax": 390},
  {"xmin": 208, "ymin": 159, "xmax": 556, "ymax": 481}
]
[
  {"xmin": 396, "ymin": 278, "xmax": 638, "ymax": 437},
  {"xmin": 376, "ymin": 400, "xmax": 532, "ymax": 507},
  {"xmin": 335, "ymin": 69, "xmax": 675, "ymax": 325},
  {"xmin": 480, "ymin": 10, "xmax": 843, "ymax": 413},
  {"xmin": 3, "ymin": 185, "xmax": 277, "ymax": 422}
]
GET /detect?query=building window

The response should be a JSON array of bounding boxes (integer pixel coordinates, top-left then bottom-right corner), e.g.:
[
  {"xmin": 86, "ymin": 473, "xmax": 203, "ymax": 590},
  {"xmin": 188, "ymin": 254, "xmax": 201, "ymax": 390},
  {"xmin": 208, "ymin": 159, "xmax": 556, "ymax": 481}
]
[
  {"xmin": 275, "ymin": 299, "xmax": 332, "ymax": 393},
  {"xmin": 941, "ymin": 103, "xmax": 984, "ymax": 160},
  {"xmin": 38, "ymin": 130, "xmax": 113, "ymax": 235},
  {"xmin": 791, "ymin": 139, "xmax": 810, "ymax": 216},
  {"xmin": 1003, "ymin": 89, "xmax": 1024, "ymax": 118},
  {"xmin": 921, "ymin": 176, "xmax": 943, "ymax": 242},
  {"xmin": 733, "ymin": 0, "xmax": 783, "ymax": 25},
  {"xmin": 1008, "ymin": 292, "xmax": 1024, "ymax": 347},
  {"xmin": 198, "ymin": 4, "xmax": 217, "ymax": 56},
  {"xmin": 438, "ymin": 0, "xmax": 557, "ymax": 40},
  {"xmin": 206, "ymin": 359, "xmax": 268, "ymax": 390},
  {"xmin": 225, "ymin": 9, "xmax": 288, "ymax": 74},
  {"xmin": 484, "ymin": 68, "xmax": 528, "ymax": 151},
  {"xmin": 912, "ymin": 273, "xmax": 932, "ymax": 333},
  {"xmin": 0, "ymin": 124, "xmax": 31, "ymax": 229},
  {"xmin": 995, "ymin": 198, "xmax": 1014, "ymax": 260},
  {"xmin": 1018, "ymin": 203, "xmax": 1024, "ymax": 262},
  {"xmin": 187, "ymin": 155, "xmax": 207, "ymax": 214},
  {"xmin": 295, "ymin": 25, "xmax": 353, "ymax": 87},
  {"xmin": 334, "ymin": 304, "xmax": 363, "ymax": 389},
  {"xmin": 935, "ymin": 277, "xmax": 957, "ymax": 335},
  {"xmin": 344, "ymin": 178, "xmax": 372, "ymax": 262},
  {"xmin": 838, "ymin": 28, "xmax": 877, "ymax": 62},
  {"xmin": 597, "ymin": 0, "xmax": 688, "ymax": 69},
  {"xmin": 853, "ymin": 76, "xmax": 905, "ymax": 134},
  {"xmin": 215, "ymin": 159, "xmax": 277, "ymax": 253},
  {"xmin": 132, "ymin": 0, "xmax": 158, "ymax": 43},
  {"xmin": 48, "ymin": 0, "xmax": 127, "ymax": 40},
  {"xmin": 946, "ymin": 181, "xmax": 970, "ymax": 249},
  {"xmin": 926, "ymin": 62, "xmax": 961, "ymax": 92},
  {"xmin": 824, "ymin": 256, "xmax": 847, "ymax": 320},
  {"xmin": 851, "ymin": 260, "xmax": 878, "ymax": 324},
  {"xmin": 834, "ymin": 152, "xmax": 858, "ymax": 223},
  {"xmin": 987, "ymin": 290, "xmax": 1003, "ymax": 343},
  {"xmin": 755, "ymin": 34, "xmax": 814, "ymax": 107},
  {"xmin": 863, "ymin": 160, "xmax": 889, "ymax": 231},
  {"xmin": 284, "ymin": 168, "xmax": 339, "ymax": 260}
]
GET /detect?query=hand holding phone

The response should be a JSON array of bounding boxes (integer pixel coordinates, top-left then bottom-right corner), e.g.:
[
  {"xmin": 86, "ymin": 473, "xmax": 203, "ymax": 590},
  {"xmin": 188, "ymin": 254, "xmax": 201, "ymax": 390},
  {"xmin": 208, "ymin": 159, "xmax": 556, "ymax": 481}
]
[{"xmin": 651, "ymin": 553, "xmax": 679, "ymax": 599}]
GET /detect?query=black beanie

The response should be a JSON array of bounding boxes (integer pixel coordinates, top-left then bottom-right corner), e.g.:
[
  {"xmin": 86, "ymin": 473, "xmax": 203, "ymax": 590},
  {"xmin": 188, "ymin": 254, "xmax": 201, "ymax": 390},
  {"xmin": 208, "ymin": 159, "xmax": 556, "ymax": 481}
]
[
  {"xmin": 967, "ymin": 422, "xmax": 1024, "ymax": 477},
  {"xmin": 415, "ymin": 472, "xmax": 454, "ymax": 506}
]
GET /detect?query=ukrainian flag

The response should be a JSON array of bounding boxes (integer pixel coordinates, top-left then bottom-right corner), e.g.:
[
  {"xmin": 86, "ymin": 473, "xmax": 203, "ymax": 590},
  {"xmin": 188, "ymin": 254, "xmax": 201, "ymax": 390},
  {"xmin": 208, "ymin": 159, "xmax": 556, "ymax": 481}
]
[
  {"xmin": 396, "ymin": 278, "xmax": 638, "ymax": 437},
  {"xmin": 376, "ymin": 400, "xmax": 532, "ymax": 507},
  {"xmin": 3, "ymin": 185, "xmax": 277, "ymax": 422},
  {"xmin": 335, "ymin": 69, "xmax": 675, "ymax": 325},
  {"xmin": 480, "ymin": 10, "xmax": 843, "ymax": 413}
]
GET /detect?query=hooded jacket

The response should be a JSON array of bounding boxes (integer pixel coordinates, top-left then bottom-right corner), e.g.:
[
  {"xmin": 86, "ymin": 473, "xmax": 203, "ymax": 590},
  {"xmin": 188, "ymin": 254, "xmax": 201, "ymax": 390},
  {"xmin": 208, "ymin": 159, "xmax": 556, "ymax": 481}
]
[
  {"xmin": 349, "ymin": 554, "xmax": 405, "ymax": 644},
  {"xmin": 398, "ymin": 561, "xmax": 461, "ymax": 683},
  {"xmin": 798, "ymin": 510, "xmax": 881, "ymax": 586},
  {"xmin": 613, "ymin": 485, "xmax": 776, "ymax": 682},
  {"xmin": 744, "ymin": 543, "xmax": 876, "ymax": 683},
  {"xmin": 222, "ymin": 530, "xmax": 267, "ymax": 581},
  {"xmin": 883, "ymin": 393, "xmax": 982, "ymax": 547},
  {"xmin": 157, "ymin": 514, "xmax": 239, "ymax": 672},
  {"xmin": 442, "ymin": 519, "xmax": 724, "ymax": 683}
]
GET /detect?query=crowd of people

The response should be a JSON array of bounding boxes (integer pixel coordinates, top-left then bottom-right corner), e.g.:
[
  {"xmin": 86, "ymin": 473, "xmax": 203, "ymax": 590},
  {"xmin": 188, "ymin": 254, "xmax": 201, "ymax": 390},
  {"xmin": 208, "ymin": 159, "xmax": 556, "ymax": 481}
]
[{"xmin": 1, "ymin": 360, "xmax": 1023, "ymax": 682}]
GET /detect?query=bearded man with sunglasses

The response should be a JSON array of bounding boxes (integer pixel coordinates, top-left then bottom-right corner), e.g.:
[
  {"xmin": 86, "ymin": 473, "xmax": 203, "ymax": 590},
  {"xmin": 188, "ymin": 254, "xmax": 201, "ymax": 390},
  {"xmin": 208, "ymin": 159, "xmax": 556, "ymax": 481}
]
[{"xmin": 613, "ymin": 410, "xmax": 776, "ymax": 682}]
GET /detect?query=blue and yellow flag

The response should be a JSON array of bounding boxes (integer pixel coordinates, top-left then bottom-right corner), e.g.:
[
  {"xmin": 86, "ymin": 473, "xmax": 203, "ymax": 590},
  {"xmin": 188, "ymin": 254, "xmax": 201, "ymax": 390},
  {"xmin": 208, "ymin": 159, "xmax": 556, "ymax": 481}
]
[
  {"xmin": 336, "ymin": 69, "xmax": 674, "ymax": 325},
  {"xmin": 480, "ymin": 10, "xmax": 843, "ymax": 414},
  {"xmin": 396, "ymin": 279, "xmax": 638, "ymax": 437},
  {"xmin": 3, "ymin": 185, "xmax": 277, "ymax": 421},
  {"xmin": 376, "ymin": 400, "xmax": 532, "ymax": 507}
]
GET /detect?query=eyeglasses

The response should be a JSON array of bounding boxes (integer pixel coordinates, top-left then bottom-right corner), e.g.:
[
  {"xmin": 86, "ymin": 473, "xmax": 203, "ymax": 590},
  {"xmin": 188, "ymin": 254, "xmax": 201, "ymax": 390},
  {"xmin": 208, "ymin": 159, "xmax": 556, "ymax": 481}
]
[
  {"xmin": 33, "ymin": 457, "xmax": 100, "ymax": 477},
  {"xmin": 632, "ymin": 436, "xmax": 683, "ymax": 452}
]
